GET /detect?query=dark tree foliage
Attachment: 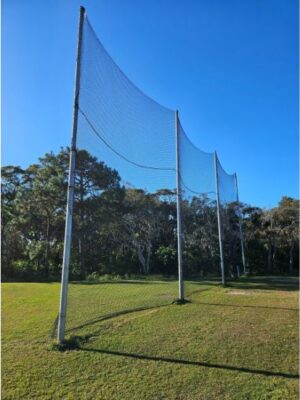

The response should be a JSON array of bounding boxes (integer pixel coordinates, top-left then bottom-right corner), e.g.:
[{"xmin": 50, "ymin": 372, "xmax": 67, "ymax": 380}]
[{"xmin": 1, "ymin": 149, "xmax": 299, "ymax": 281}]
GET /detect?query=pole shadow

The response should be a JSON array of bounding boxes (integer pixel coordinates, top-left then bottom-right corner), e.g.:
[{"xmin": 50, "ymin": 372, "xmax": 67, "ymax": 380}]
[
  {"xmin": 192, "ymin": 302, "xmax": 298, "ymax": 312},
  {"xmin": 62, "ymin": 287, "xmax": 214, "ymax": 335},
  {"xmin": 64, "ymin": 302, "xmax": 174, "ymax": 335},
  {"xmin": 80, "ymin": 347, "xmax": 299, "ymax": 380}
]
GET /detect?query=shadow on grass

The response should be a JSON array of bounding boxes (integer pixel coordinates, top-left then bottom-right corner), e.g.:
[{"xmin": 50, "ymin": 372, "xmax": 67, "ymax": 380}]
[
  {"xmin": 240, "ymin": 276, "xmax": 298, "ymax": 283},
  {"xmin": 70, "ymin": 275, "xmax": 299, "ymax": 291},
  {"xmin": 185, "ymin": 276, "xmax": 298, "ymax": 293},
  {"xmin": 70, "ymin": 278, "xmax": 221, "ymax": 286},
  {"xmin": 80, "ymin": 347, "xmax": 299, "ymax": 380},
  {"xmin": 64, "ymin": 300, "xmax": 192, "ymax": 335},
  {"xmin": 51, "ymin": 276, "xmax": 297, "ymax": 338},
  {"xmin": 193, "ymin": 301, "xmax": 298, "ymax": 312},
  {"xmin": 50, "ymin": 286, "xmax": 213, "ymax": 338},
  {"xmin": 70, "ymin": 280, "xmax": 172, "ymax": 285},
  {"xmin": 184, "ymin": 276, "xmax": 299, "ymax": 295},
  {"xmin": 226, "ymin": 279, "xmax": 299, "ymax": 292},
  {"xmin": 66, "ymin": 304, "xmax": 170, "ymax": 332}
]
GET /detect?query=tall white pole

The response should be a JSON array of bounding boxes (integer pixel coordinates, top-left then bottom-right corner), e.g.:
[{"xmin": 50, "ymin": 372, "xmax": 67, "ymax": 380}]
[
  {"xmin": 234, "ymin": 173, "xmax": 246, "ymax": 274},
  {"xmin": 175, "ymin": 111, "xmax": 184, "ymax": 301},
  {"xmin": 57, "ymin": 6, "xmax": 85, "ymax": 343},
  {"xmin": 214, "ymin": 151, "xmax": 225, "ymax": 286}
]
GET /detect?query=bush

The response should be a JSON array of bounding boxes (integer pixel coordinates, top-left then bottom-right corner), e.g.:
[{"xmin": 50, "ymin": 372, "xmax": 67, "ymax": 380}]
[
  {"xmin": 155, "ymin": 246, "xmax": 177, "ymax": 273},
  {"xmin": 86, "ymin": 272, "xmax": 123, "ymax": 282}
]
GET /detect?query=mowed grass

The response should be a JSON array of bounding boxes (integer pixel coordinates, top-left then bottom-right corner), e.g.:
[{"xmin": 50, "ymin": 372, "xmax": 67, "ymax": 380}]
[
  {"xmin": 2, "ymin": 276, "xmax": 299, "ymax": 400},
  {"xmin": 64, "ymin": 279, "xmax": 212, "ymax": 332}
]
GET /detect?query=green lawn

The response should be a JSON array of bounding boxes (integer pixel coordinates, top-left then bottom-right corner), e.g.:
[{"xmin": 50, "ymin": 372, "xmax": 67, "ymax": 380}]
[{"xmin": 2, "ymin": 276, "xmax": 299, "ymax": 399}]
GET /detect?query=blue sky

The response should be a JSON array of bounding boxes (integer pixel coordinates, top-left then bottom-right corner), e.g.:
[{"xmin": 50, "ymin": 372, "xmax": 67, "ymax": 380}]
[{"xmin": 3, "ymin": 0, "xmax": 299, "ymax": 207}]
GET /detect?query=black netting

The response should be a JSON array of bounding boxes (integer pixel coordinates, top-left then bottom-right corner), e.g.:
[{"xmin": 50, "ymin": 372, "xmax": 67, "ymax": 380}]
[
  {"xmin": 59, "ymin": 14, "xmax": 244, "ymax": 338},
  {"xmin": 217, "ymin": 158, "xmax": 243, "ymax": 278},
  {"xmin": 177, "ymin": 121, "xmax": 219, "ymax": 296}
]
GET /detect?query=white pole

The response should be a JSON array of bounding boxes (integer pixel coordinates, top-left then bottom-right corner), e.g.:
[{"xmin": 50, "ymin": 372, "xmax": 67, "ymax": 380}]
[
  {"xmin": 214, "ymin": 151, "xmax": 225, "ymax": 286},
  {"xmin": 175, "ymin": 111, "xmax": 184, "ymax": 301},
  {"xmin": 234, "ymin": 173, "xmax": 246, "ymax": 274},
  {"xmin": 57, "ymin": 6, "xmax": 85, "ymax": 343}
]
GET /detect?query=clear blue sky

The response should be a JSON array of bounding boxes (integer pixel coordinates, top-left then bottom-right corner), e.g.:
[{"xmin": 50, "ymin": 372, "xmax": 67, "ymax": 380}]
[{"xmin": 3, "ymin": 0, "xmax": 299, "ymax": 208}]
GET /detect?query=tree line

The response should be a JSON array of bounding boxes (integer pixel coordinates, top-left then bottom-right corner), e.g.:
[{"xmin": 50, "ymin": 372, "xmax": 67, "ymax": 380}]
[{"xmin": 2, "ymin": 148, "xmax": 299, "ymax": 281}]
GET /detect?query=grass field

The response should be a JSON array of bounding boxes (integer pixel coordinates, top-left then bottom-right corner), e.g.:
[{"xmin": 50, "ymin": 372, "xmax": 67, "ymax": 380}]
[{"xmin": 2, "ymin": 276, "xmax": 299, "ymax": 399}]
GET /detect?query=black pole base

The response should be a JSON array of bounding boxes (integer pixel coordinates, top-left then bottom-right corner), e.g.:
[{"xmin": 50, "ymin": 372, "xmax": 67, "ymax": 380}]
[{"xmin": 173, "ymin": 298, "xmax": 190, "ymax": 305}]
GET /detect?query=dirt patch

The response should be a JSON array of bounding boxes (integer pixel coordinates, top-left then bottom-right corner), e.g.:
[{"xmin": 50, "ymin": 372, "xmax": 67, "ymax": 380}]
[
  {"xmin": 113, "ymin": 308, "xmax": 160, "ymax": 328},
  {"xmin": 226, "ymin": 290, "xmax": 256, "ymax": 296}
]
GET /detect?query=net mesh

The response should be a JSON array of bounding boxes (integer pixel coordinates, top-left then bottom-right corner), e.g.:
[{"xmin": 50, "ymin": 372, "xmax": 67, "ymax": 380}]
[
  {"xmin": 216, "ymin": 158, "xmax": 242, "ymax": 277},
  {"xmin": 177, "ymin": 121, "xmax": 219, "ymax": 296},
  {"xmin": 67, "ymin": 16, "xmax": 178, "ymax": 334},
  {"xmin": 61, "ymin": 14, "xmax": 243, "ymax": 339}
]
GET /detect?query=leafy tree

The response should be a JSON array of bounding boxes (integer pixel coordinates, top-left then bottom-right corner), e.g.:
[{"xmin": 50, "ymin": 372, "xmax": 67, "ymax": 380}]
[
  {"xmin": 123, "ymin": 189, "xmax": 163, "ymax": 274},
  {"xmin": 182, "ymin": 195, "xmax": 219, "ymax": 277},
  {"xmin": 72, "ymin": 149, "xmax": 122, "ymax": 278},
  {"xmin": 274, "ymin": 197, "xmax": 299, "ymax": 273},
  {"xmin": 2, "ymin": 166, "xmax": 25, "ymax": 278},
  {"xmin": 1, "ymin": 148, "xmax": 298, "ymax": 281},
  {"xmin": 14, "ymin": 153, "xmax": 67, "ymax": 277}
]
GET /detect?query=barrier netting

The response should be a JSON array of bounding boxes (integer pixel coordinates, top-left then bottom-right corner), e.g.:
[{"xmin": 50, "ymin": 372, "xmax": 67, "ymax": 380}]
[{"xmin": 59, "ymin": 14, "xmax": 244, "ymax": 338}]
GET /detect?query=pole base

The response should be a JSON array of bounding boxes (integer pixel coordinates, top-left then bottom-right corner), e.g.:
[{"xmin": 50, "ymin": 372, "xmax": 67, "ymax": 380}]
[{"xmin": 173, "ymin": 298, "xmax": 190, "ymax": 305}]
